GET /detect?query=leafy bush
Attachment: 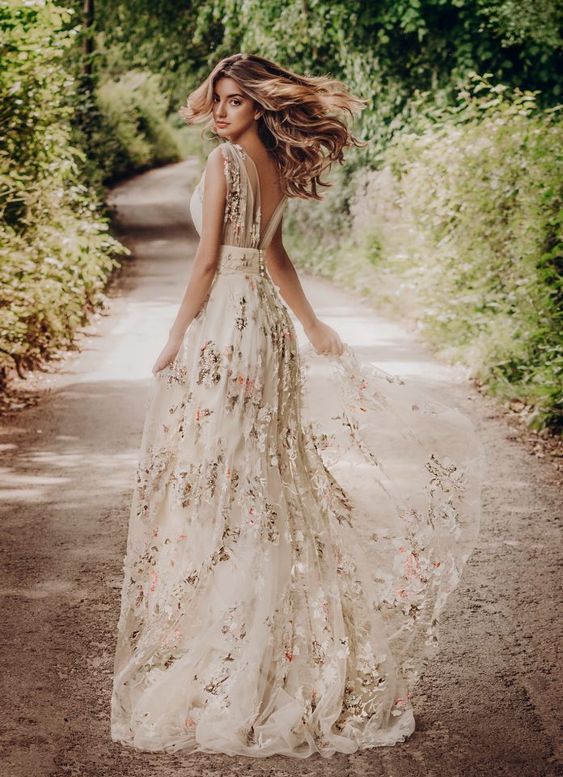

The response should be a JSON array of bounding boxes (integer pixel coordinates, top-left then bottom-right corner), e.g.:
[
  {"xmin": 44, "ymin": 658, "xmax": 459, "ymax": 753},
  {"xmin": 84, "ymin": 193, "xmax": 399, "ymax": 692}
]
[
  {"xmin": 94, "ymin": 69, "xmax": 183, "ymax": 183},
  {"xmin": 385, "ymin": 76, "xmax": 562, "ymax": 431},
  {"xmin": 287, "ymin": 76, "xmax": 562, "ymax": 432},
  {"xmin": 0, "ymin": 0, "xmax": 128, "ymax": 382},
  {"xmin": 231, "ymin": 0, "xmax": 562, "ymax": 167}
]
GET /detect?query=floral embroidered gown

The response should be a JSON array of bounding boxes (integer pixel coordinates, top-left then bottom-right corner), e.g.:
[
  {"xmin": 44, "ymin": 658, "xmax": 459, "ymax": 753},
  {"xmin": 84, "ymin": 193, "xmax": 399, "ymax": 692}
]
[{"xmin": 110, "ymin": 139, "xmax": 485, "ymax": 757}]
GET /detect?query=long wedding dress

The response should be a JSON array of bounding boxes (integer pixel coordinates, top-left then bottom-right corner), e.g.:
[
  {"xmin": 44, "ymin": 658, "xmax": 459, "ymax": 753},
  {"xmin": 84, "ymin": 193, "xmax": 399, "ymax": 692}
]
[{"xmin": 110, "ymin": 139, "xmax": 485, "ymax": 757}]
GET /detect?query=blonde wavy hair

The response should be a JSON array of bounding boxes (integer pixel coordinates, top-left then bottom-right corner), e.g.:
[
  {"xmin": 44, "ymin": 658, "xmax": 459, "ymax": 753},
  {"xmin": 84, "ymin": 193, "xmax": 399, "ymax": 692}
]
[{"xmin": 179, "ymin": 53, "xmax": 367, "ymax": 200}]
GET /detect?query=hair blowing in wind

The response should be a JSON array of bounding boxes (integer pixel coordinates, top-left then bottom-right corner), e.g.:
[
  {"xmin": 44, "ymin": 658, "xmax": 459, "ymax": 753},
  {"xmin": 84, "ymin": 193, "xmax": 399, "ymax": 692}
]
[{"xmin": 179, "ymin": 53, "xmax": 368, "ymax": 200}]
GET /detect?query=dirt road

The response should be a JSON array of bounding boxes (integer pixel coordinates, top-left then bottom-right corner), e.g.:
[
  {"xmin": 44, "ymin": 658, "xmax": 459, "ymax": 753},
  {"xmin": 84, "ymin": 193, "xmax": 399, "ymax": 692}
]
[{"xmin": 1, "ymin": 159, "xmax": 561, "ymax": 777}]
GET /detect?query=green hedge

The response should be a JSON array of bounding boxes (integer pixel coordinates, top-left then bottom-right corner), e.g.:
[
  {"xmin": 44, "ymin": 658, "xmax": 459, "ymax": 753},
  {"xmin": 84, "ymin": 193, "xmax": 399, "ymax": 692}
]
[
  {"xmin": 93, "ymin": 69, "xmax": 183, "ymax": 184},
  {"xmin": 0, "ymin": 1, "xmax": 128, "ymax": 381},
  {"xmin": 286, "ymin": 76, "xmax": 562, "ymax": 432},
  {"xmin": 386, "ymin": 78, "xmax": 562, "ymax": 431}
]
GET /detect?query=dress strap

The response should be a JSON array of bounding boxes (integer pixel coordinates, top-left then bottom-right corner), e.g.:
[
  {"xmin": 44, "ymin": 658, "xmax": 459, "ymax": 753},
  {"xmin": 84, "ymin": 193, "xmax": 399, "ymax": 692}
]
[{"xmin": 222, "ymin": 140, "xmax": 287, "ymax": 249}]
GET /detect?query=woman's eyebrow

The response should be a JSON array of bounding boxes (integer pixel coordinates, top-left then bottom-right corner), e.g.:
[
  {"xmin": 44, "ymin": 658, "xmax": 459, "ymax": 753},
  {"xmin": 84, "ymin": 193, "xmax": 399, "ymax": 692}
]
[{"xmin": 213, "ymin": 92, "xmax": 245, "ymax": 98}]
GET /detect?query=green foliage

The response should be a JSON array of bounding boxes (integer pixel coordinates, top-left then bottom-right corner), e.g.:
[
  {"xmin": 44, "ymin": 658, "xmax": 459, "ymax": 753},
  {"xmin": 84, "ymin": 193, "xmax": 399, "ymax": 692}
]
[
  {"xmin": 2, "ymin": 0, "xmax": 561, "ymax": 432},
  {"xmin": 230, "ymin": 0, "xmax": 562, "ymax": 163},
  {"xmin": 94, "ymin": 69, "xmax": 183, "ymax": 183},
  {"xmin": 287, "ymin": 76, "xmax": 562, "ymax": 432},
  {"xmin": 385, "ymin": 76, "xmax": 562, "ymax": 431},
  {"xmin": 68, "ymin": 0, "xmax": 221, "ymax": 108},
  {"xmin": 77, "ymin": 0, "xmax": 562, "ymax": 166},
  {"xmin": 0, "ymin": 0, "xmax": 128, "ymax": 381}
]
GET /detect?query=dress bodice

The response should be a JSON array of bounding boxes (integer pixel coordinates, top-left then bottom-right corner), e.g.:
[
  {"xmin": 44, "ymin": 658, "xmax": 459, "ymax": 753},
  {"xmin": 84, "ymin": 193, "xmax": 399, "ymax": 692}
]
[{"xmin": 189, "ymin": 140, "xmax": 287, "ymax": 253}]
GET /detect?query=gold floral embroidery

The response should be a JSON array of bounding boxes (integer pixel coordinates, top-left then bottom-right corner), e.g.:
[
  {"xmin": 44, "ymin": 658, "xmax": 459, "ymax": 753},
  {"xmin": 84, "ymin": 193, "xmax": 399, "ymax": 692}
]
[
  {"xmin": 197, "ymin": 340, "xmax": 223, "ymax": 387},
  {"xmin": 235, "ymin": 294, "xmax": 248, "ymax": 331}
]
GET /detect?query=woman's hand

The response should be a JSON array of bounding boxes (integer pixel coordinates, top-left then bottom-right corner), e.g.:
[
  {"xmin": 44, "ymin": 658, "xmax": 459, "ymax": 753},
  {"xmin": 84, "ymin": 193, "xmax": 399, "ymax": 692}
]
[
  {"xmin": 304, "ymin": 319, "xmax": 345, "ymax": 356},
  {"xmin": 152, "ymin": 334, "xmax": 184, "ymax": 376}
]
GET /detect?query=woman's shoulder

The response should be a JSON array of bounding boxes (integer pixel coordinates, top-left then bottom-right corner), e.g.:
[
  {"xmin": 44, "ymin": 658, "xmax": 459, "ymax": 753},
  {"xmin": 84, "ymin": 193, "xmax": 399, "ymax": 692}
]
[
  {"xmin": 203, "ymin": 143, "xmax": 229, "ymax": 174},
  {"xmin": 199, "ymin": 143, "xmax": 236, "ymax": 198},
  {"xmin": 207, "ymin": 140, "xmax": 234, "ymax": 158},
  {"xmin": 204, "ymin": 142, "xmax": 238, "ymax": 173}
]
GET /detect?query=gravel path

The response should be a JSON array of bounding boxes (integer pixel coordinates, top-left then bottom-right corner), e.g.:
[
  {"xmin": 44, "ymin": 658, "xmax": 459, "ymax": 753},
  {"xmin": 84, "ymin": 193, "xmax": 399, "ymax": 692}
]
[{"xmin": 1, "ymin": 159, "xmax": 561, "ymax": 777}]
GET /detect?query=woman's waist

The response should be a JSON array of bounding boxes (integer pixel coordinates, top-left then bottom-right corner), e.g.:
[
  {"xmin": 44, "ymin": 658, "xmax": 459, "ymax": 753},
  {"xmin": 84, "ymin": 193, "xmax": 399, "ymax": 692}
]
[{"xmin": 216, "ymin": 244, "xmax": 266, "ymax": 276}]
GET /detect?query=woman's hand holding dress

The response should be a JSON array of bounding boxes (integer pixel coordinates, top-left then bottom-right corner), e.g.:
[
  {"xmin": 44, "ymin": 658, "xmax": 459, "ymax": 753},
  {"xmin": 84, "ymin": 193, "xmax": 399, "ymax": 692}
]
[
  {"xmin": 152, "ymin": 334, "xmax": 183, "ymax": 376},
  {"xmin": 304, "ymin": 319, "xmax": 345, "ymax": 356}
]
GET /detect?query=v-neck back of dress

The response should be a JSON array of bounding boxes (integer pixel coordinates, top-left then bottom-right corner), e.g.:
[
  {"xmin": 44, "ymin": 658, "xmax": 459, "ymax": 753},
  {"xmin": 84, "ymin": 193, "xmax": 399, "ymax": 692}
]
[
  {"xmin": 189, "ymin": 140, "xmax": 288, "ymax": 254},
  {"xmin": 228, "ymin": 141, "xmax": 287, "ymax": 249}
]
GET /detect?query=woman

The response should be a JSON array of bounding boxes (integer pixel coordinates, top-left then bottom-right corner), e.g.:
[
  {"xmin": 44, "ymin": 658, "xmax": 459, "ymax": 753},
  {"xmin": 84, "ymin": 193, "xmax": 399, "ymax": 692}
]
[{"xmin": 111, "ymin": 53, "xmax": 485, "ymax": 758}]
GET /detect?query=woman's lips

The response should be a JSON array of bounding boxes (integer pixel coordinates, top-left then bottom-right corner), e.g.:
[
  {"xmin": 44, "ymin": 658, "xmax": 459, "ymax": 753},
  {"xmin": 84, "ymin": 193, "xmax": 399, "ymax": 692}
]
[{"xmin": 216, "ymin": 122, "xmax": 229, "ymax": 127}]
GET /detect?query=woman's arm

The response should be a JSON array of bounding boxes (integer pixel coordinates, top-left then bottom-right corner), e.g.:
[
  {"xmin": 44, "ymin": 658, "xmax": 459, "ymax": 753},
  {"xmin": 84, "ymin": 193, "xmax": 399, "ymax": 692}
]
[
  {"xmin": 265, "ymin": 220, "xmax": 344, "ymax": 356},
  {"xmin": 152, "ymin": 147, "xmax": 226, "ymax": 375}
]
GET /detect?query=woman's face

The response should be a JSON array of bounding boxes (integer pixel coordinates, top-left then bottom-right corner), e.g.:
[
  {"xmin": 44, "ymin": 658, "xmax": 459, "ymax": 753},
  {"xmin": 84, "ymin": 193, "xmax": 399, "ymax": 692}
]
[{"xmin": 212, "ymin": 77, "xmax": 259, "ymax": 139}]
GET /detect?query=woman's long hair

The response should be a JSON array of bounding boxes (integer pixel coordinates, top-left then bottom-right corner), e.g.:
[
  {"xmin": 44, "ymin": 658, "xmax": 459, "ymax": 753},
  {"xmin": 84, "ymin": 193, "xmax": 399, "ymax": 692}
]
[{"xmin": 179, "ymin": 53, "xmax": 367, "ymax": 200}]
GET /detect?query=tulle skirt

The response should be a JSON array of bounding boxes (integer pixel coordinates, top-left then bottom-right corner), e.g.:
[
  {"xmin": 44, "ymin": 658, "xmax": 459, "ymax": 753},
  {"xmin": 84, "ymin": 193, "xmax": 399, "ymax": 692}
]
[{"xmin": 110, "ymin": 265, "xmax": 485, "ymax": 757}]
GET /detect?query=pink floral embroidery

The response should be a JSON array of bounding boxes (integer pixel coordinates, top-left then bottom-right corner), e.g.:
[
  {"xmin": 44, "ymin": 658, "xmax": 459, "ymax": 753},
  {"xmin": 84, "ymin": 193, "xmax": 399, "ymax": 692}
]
[{"xmin": 403, "ymin": 551, "xmax": 420, "ymax": 578}]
